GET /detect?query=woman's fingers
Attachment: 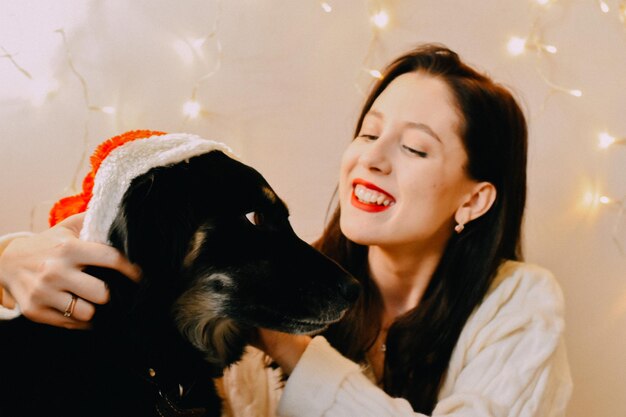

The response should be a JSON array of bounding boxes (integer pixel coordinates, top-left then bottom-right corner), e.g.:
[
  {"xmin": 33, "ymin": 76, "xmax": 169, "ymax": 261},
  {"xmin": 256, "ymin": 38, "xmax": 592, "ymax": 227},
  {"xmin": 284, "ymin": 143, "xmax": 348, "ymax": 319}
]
[
  {"xmin": 65, "ymin": 240, "xmax": 142, "ymax": 284},
  {"xmin": 27, "ymin": 243, "xmax": 110, "ymax": 305},
  {"xmin": 0, "ymin": 211, "xmax": 141, "ymax": 328},
  {"xmin": 58, "ymin": 269, "xmax": 109, "ymax": 306},
  {"xmin": 255, "ymin": 328, "xmax": 311, "ymax": 375},
  {"xmin": 47, "ymin": 213, "xmax": 141, "ymax": 283},
  {"xmin": 34, "ymin": 307, "xmax": 92, "ymax": 330},
  {"xmin": 51, "ymin": 290, "xmax": 96, "ymax": 321},
  {"xmin": 66, "ymin": 296, "xmax": 95, "ymax": 324}
]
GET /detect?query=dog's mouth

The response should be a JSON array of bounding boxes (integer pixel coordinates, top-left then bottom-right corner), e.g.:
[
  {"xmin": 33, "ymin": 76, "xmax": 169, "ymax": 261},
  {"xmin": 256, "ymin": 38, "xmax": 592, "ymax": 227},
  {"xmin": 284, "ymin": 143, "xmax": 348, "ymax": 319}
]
[{"xmin": 237, "ymin": 306, "xmax": 347, "ymax": 335}]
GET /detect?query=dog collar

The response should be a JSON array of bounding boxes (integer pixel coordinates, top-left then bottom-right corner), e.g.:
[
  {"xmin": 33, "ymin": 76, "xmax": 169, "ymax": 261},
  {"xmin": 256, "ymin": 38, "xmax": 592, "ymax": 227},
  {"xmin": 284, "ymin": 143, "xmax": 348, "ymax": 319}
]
[{"xmin": 141, "ymin": 367, "xmax": 208, "ymax": 417}]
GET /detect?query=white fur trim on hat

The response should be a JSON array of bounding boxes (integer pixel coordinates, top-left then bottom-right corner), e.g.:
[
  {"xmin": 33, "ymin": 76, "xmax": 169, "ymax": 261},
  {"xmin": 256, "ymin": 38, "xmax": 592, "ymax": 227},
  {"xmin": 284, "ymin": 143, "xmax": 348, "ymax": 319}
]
[{"xmin": 80, "ymin": 133, "xmax": 236, "ymax": 244}]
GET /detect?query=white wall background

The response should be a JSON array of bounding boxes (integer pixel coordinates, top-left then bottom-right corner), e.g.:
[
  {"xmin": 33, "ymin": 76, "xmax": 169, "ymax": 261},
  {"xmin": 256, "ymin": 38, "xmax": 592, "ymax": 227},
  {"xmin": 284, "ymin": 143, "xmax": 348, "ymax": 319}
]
[{"xmin": 1, "ymin": 1, "xmax": 625, "ymax": 415}]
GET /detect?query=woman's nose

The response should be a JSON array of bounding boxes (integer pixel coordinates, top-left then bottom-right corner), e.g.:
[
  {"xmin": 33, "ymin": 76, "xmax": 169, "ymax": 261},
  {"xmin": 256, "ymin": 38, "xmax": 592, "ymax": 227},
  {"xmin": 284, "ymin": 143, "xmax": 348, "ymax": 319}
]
[{"xmin": 358, "ymin": 137, "xmax": 392, "ymax": 174}]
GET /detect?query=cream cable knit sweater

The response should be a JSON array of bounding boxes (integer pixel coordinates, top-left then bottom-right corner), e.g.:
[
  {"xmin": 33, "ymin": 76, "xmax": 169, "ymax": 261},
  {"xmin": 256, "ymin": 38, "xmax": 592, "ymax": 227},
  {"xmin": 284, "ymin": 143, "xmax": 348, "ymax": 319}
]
[{"xmin": 220, "ymin": 260, "xmax": 572, "ymax": 417}]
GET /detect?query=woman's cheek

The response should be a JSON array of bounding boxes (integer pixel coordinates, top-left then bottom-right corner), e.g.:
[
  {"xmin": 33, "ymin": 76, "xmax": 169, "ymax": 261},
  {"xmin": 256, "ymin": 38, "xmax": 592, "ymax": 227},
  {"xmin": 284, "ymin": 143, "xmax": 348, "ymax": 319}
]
[{"xmin": 338, "ymin": 147, "xmax": 358, "ymax": 194}]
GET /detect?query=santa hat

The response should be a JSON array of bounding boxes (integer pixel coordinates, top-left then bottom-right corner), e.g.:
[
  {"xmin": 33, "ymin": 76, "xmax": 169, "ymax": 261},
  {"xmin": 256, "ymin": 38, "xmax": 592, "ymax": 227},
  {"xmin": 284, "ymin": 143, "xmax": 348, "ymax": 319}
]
[{"xmin": 49, "ymin": 130, "xmax": 236, "ymax": 244}]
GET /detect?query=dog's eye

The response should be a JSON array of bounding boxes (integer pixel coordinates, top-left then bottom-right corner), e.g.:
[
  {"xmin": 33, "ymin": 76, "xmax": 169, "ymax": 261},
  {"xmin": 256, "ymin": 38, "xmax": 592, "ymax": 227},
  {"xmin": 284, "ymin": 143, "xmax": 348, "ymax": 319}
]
[{"xmin": 245, "ymin": 211, "xmax": 263, "ymax": 226}]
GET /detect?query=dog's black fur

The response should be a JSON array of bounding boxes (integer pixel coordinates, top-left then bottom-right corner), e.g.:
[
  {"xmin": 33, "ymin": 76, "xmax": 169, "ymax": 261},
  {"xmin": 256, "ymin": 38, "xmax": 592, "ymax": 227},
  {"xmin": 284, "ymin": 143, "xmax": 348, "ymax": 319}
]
[{"xmin": 0, "ymin": 151, "xmax": 359, "ymax": 417}]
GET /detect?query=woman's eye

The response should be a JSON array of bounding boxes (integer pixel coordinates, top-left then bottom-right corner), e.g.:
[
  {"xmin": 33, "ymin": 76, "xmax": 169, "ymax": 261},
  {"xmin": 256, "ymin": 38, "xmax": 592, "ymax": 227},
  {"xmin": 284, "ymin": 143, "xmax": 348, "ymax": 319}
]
[
  {"xmin": 402, "ymin": 145, "xmax": 428, "ymax": 158},
  {"xmin": 245, "ymin": 211, "xmax": 263, "ymax": 226},
  {"xmin": 358, "ymin": 134, "xmax": 378, "ymax": 141}
]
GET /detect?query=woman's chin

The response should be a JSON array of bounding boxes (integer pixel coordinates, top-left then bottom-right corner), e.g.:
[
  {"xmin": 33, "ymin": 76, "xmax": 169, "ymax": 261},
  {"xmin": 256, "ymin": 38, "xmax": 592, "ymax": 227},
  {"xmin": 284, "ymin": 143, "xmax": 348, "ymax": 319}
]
[{"xmin": 339, "ymin": 221, "xmax": 377, "ymax": 246}]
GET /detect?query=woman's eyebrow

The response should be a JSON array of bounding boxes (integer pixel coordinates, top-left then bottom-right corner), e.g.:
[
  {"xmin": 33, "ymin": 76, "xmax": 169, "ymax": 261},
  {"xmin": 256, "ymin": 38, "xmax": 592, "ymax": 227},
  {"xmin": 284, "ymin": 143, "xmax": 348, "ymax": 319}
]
[
  {"xmin": 406, "ymin": 121, "xmax": 442, "ymax": 143},
  {"xmin": 364, "ymin": 109, "xmax": 384, "ymax": 121},
  {"xmin": 366, "ymin": 109, "xmax": 442, "ymax": 143}
]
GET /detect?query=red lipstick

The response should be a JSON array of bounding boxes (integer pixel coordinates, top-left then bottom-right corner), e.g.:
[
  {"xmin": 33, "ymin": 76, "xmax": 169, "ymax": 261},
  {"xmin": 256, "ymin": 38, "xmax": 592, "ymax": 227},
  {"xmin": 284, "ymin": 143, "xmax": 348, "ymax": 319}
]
[{"xmin": 350, "ymin": 179, "xmax": 395, "ymax": 213}]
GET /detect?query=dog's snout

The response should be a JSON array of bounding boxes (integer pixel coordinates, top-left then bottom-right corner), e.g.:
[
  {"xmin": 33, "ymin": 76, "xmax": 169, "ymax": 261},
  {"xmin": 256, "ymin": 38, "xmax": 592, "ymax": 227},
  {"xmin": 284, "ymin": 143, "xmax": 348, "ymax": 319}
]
[{"xmin": 338, "ymin": 277, "xmax": 360, "ymax": 303}]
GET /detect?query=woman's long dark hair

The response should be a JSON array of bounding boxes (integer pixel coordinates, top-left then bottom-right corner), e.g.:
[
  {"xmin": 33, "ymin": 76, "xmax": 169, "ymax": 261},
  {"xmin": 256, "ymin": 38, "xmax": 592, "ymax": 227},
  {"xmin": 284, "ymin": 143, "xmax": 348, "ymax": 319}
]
[{"xmin": 316, "ymin": 44, "xmax": 528, "ymax": 413}]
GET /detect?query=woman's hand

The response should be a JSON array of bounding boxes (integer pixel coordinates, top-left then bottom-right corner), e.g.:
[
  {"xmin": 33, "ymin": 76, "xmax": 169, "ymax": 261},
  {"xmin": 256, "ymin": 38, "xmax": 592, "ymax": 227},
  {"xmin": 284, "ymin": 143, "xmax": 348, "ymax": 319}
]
[
  {"xmin": 254, "ymin": 328, "xmax": 312, "ymax": 375},
  {"xmin": 0, "ymin": 213, "xmax": 141, "ymax": 329}
]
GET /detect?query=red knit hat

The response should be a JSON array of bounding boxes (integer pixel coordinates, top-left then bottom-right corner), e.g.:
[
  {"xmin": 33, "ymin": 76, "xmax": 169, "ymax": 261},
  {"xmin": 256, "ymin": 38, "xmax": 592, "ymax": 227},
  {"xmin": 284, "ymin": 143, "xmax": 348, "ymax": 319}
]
[
  {"xmin": 49, "ymin": 130, "xmax": 166, "ymax": 227},
  {"xmin": 48, "ymin": 130, "xmax": 235, "ymax": 244}
]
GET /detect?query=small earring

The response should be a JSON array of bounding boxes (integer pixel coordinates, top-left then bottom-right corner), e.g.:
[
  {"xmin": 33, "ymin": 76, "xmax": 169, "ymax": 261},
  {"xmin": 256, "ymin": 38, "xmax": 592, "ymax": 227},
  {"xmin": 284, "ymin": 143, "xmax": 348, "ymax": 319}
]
[{"xmin": 454, "ymin": 223, "xmax": 464, "ymax": 234}]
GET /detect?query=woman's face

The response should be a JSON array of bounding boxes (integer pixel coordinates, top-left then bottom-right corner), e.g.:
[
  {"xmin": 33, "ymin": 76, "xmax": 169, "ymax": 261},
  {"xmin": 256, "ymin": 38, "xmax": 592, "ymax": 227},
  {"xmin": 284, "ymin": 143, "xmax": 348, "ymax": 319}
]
[{"xmin": 339, "ymin": 72, "xmax": 477, "ymax": 253}]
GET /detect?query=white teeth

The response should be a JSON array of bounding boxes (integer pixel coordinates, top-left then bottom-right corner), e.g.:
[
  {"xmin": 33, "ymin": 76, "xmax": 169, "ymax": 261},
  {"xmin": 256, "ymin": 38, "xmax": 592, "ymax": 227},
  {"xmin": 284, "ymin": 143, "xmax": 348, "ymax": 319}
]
[{"xmin": 354, "ymin": 184, "xmax": 393, "ymax": 206}]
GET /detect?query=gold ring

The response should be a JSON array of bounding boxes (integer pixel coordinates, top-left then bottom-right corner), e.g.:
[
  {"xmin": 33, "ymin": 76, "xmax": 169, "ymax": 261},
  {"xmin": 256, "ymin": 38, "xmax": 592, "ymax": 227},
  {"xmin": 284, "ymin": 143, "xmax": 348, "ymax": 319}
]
[{"xmin": 63, "ymin": 294, "xmax": 78, "ymax": 318}]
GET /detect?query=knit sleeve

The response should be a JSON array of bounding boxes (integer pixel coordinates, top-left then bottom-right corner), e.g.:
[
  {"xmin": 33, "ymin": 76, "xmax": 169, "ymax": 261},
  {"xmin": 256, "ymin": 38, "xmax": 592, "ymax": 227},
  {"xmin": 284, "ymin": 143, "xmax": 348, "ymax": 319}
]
[
  {"xmin": 277, "ymin": 262, "xmax": 572, "ymax": 417},
  {"xmin": 278, "ymin": 336, "xmax": 425, "ymax": 417}
]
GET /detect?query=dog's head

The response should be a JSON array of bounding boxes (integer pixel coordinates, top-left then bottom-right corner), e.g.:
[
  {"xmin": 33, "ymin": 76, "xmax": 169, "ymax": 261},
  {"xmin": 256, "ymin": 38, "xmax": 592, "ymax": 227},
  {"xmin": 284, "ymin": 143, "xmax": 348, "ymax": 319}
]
[{"xmin": 103, "ymin": 150, "xmax": 359, "ymax": 371}]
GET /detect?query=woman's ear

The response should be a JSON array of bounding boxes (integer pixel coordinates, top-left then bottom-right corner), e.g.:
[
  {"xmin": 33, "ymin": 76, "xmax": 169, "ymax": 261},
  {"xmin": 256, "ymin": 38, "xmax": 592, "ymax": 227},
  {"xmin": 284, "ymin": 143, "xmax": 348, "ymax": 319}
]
[{"xmin": 455, "ymin": 182, "xmax": 497, "ymax": 226}]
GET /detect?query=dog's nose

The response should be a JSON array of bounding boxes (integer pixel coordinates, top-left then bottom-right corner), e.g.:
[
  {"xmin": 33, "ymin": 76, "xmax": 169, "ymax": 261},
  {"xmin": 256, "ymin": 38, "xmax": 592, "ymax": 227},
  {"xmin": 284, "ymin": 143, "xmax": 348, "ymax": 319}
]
[{"xmin": 338, "ymin": 277, "xmax": 361, "ymax": 303}]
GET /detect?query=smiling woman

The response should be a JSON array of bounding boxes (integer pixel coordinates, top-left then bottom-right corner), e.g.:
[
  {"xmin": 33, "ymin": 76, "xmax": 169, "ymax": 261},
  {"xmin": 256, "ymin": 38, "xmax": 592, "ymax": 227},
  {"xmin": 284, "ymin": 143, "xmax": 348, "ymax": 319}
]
[
  {"xmin": 223, "ymin": 43, "xmax": 573, "ymax": 416},
  {"xmin": 339, "ymin": 72, "xmax": 493, "ymax": 253}
]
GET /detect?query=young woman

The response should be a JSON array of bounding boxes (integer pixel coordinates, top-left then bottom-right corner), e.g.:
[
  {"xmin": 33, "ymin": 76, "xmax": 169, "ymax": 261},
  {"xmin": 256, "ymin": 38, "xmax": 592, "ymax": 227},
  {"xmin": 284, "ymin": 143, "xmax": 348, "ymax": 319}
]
[{"xmin": 0, "ymin": 44, "xmax": 572, "ymax": 416}]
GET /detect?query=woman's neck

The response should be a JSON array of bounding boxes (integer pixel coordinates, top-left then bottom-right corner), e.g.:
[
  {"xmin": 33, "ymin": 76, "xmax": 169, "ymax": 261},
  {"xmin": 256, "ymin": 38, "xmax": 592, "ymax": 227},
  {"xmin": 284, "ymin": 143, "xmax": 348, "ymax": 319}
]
[{"xmin": 368, "ymin": 242, "xmax": 444, "ymax": 321}]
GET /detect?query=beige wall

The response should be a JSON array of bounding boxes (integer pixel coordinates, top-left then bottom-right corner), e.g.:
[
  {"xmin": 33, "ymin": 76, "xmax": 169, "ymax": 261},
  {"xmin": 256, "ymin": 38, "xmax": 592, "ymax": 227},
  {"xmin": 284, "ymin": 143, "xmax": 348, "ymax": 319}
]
[{"xmin": 1, "ymin": 1, "xmax": 625, "ymax": 414}]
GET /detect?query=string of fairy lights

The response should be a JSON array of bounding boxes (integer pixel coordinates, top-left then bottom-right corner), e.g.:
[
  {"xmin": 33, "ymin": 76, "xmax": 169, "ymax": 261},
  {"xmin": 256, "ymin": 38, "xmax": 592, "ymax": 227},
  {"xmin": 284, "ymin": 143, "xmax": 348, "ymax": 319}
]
[
  {"xmin": 585, "ymin": 0, "xmax": 626, "ymax": 254},
  {"xmin": 595, "ymin": 131, "xmax": 626, "ymax": 254},
  {"xmin": 1, "ymin": 0, "xmax": 624, "ymax": 252},
  {"xmin": 56, "ymin": 28, "xmax": 117, "ymax": 193},
  {"xmin": 505, "ymin": 7, "xmax": 582, "ymax": 103},
  {"xmin": 180, "ymin": 0, "xmax": 224, "ymax": 120},
  {"xmin": 323, "ymin": 0, "xmax": 626, "ymax": 253},
  {"xmin": 1, "ymin": 46, "xmax": 33, "ymax": 80},
  {"xmin": 503, "ymin": 0, "xmax": 626, "ymax": 253}
]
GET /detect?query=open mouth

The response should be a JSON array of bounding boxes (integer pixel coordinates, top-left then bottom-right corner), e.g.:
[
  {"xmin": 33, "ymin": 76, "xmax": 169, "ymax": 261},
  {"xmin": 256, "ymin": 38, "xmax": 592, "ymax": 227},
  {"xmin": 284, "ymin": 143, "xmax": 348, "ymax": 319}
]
[{"xmin": 351, "ymin": 179, "xmax": 395, "ymax": 212}]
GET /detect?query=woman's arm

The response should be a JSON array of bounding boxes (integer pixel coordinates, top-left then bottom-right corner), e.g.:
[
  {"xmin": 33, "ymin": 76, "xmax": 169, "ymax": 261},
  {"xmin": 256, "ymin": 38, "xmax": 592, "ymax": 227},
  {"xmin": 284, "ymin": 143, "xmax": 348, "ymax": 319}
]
[
  {"xmin": 0, "ymin": 213, "xmax": 141, "ymax": 328},
  {"xmin": 256, "ymin": 263, "xmax": 572, "ymax": 417}
]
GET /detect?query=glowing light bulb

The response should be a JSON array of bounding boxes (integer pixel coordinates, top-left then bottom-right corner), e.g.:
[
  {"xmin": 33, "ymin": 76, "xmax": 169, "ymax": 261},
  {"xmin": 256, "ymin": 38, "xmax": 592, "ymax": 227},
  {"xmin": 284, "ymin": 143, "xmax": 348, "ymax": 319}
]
[
  {"xmin": 599, "ymin": 132, "xmax": 616, "ymax": 149},
  {"xmin": 599, "ymin": 0, "xmax": 610, "ymax": 13},
  {"xmin": 173, "ymin": 40, "xmax": 194, "ymax": 65},
  {"xmin": 582, "ymin": 190, "xmax": 613, "ymax": 209},
  {"xmin": 192, "ymin": 38, "xmax": 206, "ymax": 51},
  {"xmin": 183, "ymin": 100, "xmax": 201, "ymax": 118},
  {"xmin": 569, "ymin": 89, "xmax": 583, "ymax": 97},
  {"xmin": 583, "ymin": 191, "xmax": 595, "ymax": 207},
  {"xmin": 371, "ymin": 10, "xmax": 389, "ymax": 29},
  {"xmin": 507, "ymin": 37, "xmax": 527, "ymax": 56},
  {"xmin": 321, "ymin": 2, "xmax": 332, "ymax": 12},
  {"xmin": 543, "ymin": 44, "xmax": 558, "ymax": 54},
  {"xmin": 368, "ymin": 69, "xmax": 383, "ymax": 79}
]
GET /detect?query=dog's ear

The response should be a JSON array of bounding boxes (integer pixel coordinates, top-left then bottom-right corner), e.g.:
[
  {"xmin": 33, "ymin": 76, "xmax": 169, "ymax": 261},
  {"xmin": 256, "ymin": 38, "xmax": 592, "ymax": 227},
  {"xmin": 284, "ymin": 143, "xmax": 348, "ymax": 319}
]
[
  {"xmin": 108, "ymin": 151, "xmax": 240, "ymax": 269},
  {"xmin": 108, "ymin": 166, "xmax": 196, "ymax": 273},
  {"xmin": 107, "ymin": 172, "xmax": 156, "ymax": 261}
]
